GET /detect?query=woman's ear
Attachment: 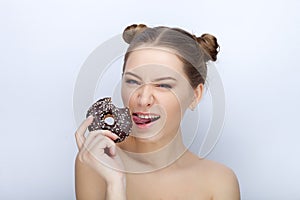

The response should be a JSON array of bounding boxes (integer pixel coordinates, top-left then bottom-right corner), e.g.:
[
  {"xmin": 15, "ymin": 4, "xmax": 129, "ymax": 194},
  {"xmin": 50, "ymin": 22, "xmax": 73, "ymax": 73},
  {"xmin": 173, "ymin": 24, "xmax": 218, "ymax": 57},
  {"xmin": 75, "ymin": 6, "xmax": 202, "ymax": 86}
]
[{"xmin": 189, "ymin": 83, "xmax": 204, "ymax": 111}]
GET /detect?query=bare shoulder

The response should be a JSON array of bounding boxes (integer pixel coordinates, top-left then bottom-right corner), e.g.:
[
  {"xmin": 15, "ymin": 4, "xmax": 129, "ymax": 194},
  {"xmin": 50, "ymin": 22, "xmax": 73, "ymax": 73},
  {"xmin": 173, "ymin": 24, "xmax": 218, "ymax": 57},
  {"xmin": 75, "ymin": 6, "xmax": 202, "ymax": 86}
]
[
  {"xmin": 196, "ymin": 158, "xmax": 238, "ymax": 180},
  {"xmin": 192, "ymin": 157, "xmax": 240, "ymax": 200}
]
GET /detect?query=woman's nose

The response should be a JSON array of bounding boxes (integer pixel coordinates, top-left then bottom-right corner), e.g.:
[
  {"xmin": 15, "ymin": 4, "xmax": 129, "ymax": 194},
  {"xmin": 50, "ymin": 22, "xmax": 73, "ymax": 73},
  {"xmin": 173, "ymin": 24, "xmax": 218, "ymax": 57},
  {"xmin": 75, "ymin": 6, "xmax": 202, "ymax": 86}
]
[{"xmin": 136, "ymin": 84, "xmax": 154, "ymax": 108}]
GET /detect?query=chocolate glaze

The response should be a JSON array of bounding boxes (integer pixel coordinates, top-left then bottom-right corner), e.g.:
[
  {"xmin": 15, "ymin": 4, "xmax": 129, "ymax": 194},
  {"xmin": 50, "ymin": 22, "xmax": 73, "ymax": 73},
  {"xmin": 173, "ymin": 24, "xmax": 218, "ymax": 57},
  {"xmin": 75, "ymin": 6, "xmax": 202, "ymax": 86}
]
[{"xmin": 86, "ymin": 97, "xmax": 132, "ymax": 143}]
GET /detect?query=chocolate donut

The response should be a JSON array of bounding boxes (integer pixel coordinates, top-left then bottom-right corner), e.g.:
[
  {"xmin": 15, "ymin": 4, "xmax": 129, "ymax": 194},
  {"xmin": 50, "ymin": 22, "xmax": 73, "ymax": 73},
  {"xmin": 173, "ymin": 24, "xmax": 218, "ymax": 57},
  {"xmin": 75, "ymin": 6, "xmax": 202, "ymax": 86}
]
[{"xmin": 86, "ymin": 97, "xmax": 132, "ymax": 143}]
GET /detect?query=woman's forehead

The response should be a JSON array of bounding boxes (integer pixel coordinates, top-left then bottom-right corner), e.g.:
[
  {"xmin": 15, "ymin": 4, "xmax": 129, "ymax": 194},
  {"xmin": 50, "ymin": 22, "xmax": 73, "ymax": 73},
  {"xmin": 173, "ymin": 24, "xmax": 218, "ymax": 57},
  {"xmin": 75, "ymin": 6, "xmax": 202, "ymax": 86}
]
[
  {"xmin": 125, "ymin": 48, "xmax": 184, "ymax": 72},
  {"xmin": 124, "ymin": 64, "xmax": 182, "ymax": 80}
]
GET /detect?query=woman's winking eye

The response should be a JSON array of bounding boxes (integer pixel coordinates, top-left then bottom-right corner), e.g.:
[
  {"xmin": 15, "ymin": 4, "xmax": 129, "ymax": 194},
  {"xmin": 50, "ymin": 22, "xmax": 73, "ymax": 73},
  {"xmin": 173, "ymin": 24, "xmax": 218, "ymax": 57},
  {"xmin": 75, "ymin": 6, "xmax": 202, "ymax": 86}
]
[{"xmin": 155, "ymin": 83, "xmax": 173, "ymax": 89}]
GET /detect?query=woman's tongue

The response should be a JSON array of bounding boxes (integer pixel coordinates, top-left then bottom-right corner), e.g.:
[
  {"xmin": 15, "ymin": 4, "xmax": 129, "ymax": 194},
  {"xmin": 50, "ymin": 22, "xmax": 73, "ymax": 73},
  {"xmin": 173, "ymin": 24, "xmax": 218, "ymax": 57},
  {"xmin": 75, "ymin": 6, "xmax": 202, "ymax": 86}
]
[{"xmin": 132, "ymin": 115, "xmax": 152, "ymax": 125}]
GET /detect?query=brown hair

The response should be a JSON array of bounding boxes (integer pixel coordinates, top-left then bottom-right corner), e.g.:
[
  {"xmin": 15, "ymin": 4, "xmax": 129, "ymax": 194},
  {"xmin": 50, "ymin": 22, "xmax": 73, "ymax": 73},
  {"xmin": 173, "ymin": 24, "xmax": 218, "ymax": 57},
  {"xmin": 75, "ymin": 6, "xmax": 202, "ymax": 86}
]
[{"xmin": 122, "ymin": 24, "xmax": 220, "ymax": 88}]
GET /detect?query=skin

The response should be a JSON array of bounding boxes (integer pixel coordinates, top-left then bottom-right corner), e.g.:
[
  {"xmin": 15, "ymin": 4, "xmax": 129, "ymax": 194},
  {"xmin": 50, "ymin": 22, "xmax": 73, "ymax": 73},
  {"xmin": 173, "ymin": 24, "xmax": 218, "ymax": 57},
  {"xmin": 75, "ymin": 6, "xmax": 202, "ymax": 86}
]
[{"xmin": 75, "ymin": 48, "xmax": 240, "ymax": 200}]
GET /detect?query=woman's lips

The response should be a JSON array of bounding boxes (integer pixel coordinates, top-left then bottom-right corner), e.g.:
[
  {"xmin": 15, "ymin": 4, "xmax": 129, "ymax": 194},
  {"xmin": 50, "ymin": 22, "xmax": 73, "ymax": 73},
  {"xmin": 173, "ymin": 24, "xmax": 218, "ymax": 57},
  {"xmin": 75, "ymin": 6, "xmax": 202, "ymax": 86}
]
[{"xmin": 132, "ymin": 112, "xmax": 160, "ymax": 126}]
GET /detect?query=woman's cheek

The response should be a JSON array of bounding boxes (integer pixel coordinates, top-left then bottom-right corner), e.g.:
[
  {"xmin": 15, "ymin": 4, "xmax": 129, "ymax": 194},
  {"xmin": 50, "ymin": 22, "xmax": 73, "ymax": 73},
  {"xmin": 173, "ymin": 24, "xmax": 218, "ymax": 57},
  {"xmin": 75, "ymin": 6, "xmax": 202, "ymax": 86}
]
[{"xmin": 121, "ymin": 85, "xmax": 136, "ymax": 107}]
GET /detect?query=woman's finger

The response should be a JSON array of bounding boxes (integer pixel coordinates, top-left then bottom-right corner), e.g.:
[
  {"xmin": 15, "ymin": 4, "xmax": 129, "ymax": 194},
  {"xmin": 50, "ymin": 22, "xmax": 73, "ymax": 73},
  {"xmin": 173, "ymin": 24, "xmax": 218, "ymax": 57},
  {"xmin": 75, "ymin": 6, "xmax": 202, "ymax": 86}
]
[
  {"xmin": 101, "ymin": 130, "xmax": 120, "ymax": 141},
  {"xmin": 79, "ymin": 132, "xmax": 116, "ymax": 163},
  {"xmin": 82, "ymin": 130, "xmax": 105, "ymax": 150},
  {"xmin": 91, "ymin": 130, "xmax": 120, "ymax": 156},
  {"xmin": 84, "ymin": 129, "xmax": 120, "ymax": 148},
  {"xmin": 87, "ymin": 131, "xmax": 116, "ymax": 154},
  {"xmin": 87, "ymin": 136, "xmax": 121, "ymax": 170},
  {"xmin": 75, "ymin": 116, "xmax": 94, "ymax": 149}
]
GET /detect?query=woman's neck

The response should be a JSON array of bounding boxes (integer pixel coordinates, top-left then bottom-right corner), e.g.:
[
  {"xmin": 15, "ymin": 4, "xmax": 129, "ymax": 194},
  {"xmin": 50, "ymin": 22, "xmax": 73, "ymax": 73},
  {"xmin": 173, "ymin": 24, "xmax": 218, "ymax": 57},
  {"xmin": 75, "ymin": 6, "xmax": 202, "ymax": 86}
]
[{"xmin": 117, "ymin": 130, "xmax": 188, "ymax": 173}]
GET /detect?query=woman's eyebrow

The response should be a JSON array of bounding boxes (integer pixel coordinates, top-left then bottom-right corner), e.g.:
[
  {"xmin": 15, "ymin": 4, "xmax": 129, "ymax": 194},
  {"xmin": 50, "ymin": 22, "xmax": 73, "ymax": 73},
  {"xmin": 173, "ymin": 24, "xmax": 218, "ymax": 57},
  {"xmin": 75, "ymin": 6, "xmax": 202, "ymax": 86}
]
[
  {"xmin": 124, "ymin": 72, "xmax": 142, "ymax": 80},
  {"xmin": 124, "ymin": 72, "xmax": 177, "ymax": 81},
  {"xmin": 153, "ymin": 77, "xmax": 177, "ymax": 82}
]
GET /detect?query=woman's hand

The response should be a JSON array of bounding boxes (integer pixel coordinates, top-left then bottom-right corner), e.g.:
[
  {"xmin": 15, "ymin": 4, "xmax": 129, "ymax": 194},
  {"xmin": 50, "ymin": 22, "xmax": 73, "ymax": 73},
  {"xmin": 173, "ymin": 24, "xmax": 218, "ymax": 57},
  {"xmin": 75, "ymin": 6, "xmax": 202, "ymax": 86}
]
[{"xmin": 75, "ymin": 116, "xmax": 126, "ymax": 189}]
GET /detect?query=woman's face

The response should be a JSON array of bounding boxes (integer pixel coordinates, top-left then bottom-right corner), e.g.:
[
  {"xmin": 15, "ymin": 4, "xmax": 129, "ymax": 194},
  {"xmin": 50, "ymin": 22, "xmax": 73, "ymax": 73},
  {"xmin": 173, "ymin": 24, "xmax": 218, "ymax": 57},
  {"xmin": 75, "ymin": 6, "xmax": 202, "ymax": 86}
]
[{"xmin": 121, "ymin": 48, "xmax": 200, "ymax": 143}]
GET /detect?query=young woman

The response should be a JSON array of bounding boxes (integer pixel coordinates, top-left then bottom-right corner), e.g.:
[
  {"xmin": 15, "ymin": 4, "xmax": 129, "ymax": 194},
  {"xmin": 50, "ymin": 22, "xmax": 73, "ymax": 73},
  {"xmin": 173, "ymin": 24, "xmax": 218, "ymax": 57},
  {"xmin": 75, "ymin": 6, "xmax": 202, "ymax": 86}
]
[{"xmin": 75, "ymin": 24, "xmax": 240, "ymax": 200}]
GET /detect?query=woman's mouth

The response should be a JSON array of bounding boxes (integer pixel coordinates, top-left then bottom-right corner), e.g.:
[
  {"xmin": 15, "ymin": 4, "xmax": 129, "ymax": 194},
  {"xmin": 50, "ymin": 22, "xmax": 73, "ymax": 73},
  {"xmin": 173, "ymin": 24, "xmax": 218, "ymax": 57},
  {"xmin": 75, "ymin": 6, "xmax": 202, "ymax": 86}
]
[{"xmin": 132, "ymin": 112, "xmax": 160, "ymax": 126}]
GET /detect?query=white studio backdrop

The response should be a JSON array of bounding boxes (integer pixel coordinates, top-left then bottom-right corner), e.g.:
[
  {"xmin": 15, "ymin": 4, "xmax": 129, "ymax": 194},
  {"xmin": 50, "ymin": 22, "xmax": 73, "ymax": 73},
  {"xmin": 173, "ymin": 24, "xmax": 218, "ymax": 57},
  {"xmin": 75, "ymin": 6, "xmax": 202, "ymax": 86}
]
[{"xmin": 0, "ymin": 0, "xmax": 299, "ymax": 199}]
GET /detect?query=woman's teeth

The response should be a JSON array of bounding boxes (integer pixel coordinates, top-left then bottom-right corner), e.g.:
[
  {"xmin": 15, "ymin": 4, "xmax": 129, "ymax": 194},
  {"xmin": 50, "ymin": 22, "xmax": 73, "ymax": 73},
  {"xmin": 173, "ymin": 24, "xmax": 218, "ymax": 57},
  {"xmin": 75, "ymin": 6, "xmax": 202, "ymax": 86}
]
[
  {"xmin": 132, "ymin": 113, "xmax": 160, "ymax": 124},
  {"xmin": 135, "ymin": 114, "xmax": 160, "ymax": 120}
]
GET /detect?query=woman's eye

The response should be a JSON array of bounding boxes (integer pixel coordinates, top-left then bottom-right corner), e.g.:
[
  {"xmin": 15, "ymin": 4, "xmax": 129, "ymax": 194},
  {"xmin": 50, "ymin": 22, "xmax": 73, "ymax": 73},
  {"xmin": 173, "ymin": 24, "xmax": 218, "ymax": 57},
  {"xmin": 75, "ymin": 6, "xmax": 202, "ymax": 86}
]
[
  {"xmin": 125, "ymin": 79, "xmax": 140, "ymax": 85},
  {"xmin": 156, "ymin": 84, "xmax": 172, "ymax": 89}
]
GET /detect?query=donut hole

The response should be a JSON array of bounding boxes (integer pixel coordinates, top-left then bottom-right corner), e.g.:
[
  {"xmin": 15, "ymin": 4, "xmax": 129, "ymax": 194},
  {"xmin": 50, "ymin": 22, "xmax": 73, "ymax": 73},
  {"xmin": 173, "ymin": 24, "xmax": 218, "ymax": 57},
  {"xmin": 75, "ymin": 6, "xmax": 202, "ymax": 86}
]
[{"xmin": 104, "ymin": 114, "xmax": 115, "ymax": 126}]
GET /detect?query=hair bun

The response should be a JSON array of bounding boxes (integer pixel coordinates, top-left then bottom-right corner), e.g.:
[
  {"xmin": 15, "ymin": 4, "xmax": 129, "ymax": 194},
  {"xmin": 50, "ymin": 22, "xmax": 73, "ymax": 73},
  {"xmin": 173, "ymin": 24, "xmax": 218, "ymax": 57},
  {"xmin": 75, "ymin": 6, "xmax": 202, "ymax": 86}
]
[
  {"xmin": 196, "ymin": 33, "xmax": 220, "ymax": 61},
  {"xmin": 122, "ymin": 24, "xmax": 148, "ymax": 44}
]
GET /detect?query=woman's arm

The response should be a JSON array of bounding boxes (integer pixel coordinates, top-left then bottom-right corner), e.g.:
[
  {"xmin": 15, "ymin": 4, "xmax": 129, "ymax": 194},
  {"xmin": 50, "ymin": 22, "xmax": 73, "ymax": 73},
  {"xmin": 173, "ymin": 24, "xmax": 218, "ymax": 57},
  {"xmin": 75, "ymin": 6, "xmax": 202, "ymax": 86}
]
[
  {"xmin": 75, "ymin": 117, "xmax": 127, "ymax": 200},
  {"xmin": 75, "ymin": 155, "xmax": 127, "ymax": 200},
  {"xmin": 75, "ymin": 155, "xmax": 106, "ymax": 200}
]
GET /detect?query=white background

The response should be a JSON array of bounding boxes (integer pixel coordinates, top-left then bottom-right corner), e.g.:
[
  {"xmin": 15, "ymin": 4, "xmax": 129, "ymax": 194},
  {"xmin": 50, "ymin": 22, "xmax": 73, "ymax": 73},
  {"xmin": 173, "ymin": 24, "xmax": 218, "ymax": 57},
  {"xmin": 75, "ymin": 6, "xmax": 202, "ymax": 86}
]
[{"xmin": 0, "ymin": 0, "xmax": 299, "ymax": 199}]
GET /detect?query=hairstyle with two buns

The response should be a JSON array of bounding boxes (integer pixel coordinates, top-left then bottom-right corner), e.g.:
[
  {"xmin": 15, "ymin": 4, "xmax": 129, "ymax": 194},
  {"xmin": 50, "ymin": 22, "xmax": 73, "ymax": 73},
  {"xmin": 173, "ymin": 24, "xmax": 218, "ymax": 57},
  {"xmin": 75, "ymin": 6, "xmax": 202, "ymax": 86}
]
[{"xmin": 122, "ymin": 24, "xmax": 220, "ymax": 88}]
